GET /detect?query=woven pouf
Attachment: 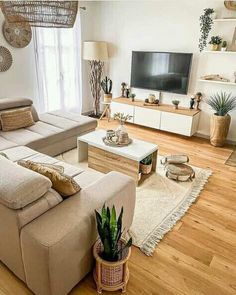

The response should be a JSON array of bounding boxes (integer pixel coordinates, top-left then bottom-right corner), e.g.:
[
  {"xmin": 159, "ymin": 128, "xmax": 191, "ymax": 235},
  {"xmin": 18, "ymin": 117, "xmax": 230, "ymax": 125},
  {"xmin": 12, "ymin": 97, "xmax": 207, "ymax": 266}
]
[{"xmin": 165, "ymin": 163, "xmax": 195, "ymax": 181}]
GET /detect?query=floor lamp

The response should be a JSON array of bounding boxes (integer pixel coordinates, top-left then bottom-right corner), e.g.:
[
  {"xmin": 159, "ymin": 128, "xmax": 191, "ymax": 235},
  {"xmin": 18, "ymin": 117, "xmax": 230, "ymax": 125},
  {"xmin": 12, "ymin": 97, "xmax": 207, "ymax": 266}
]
[{"xmin": 83, "ymin": 41, "xmax": 108, "ymax": 117}]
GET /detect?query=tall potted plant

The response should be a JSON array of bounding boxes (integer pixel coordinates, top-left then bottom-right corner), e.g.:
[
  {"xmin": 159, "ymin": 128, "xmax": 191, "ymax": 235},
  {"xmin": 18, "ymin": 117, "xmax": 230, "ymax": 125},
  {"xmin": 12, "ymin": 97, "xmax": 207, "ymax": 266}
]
[
  {"xmin": 199, "ymin": 8, "xmax": 215, "ymax": 52},
  {"xmin": 101, "ymin": 76, "xmax": 113, "ymax": 103},
  {"xmin": 205, "ymin": 92, "xmax": 236, "ymax": 147},
  {"xmin": 93, "ymin": 205, "xmax": 132, "ymax": 293}
]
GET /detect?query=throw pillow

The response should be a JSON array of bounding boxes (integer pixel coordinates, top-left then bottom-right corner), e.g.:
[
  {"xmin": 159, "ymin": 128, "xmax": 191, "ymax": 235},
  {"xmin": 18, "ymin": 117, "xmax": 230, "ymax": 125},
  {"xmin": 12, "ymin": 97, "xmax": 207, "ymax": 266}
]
[
  {"xmin": 0, "ymin": 107, "xmax": 35, "ymax": 131},
  {"xmin": 17, "ymin": 160, "xmax": 81, "ymax": 198}
]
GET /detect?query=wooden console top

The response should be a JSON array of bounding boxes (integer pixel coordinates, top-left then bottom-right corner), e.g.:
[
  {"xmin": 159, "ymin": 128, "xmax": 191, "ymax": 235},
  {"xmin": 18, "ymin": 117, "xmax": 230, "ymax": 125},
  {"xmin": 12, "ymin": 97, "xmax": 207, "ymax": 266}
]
[{"xmin": 112, "ymin": 97, "xmax": 201, "ymax": 117}]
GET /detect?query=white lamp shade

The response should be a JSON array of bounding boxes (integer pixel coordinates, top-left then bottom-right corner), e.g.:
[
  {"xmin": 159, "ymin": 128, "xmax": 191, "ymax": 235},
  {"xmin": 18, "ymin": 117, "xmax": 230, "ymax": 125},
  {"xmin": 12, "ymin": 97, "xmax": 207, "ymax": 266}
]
[{"xmin": 83, "ymin": 41, "xmax": 108, "ymax": 61}]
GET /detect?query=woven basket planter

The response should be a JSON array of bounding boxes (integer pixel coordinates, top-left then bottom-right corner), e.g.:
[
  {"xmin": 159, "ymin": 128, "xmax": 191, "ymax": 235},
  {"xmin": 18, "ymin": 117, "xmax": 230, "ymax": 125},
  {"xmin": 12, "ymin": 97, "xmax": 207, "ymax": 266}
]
[
  {"xmin": 93, "ymin": 239, "xmax": 131, "ymax": 294},
  {"xmin": 210, "ymin": 114, "xmax": 231, "ymax": 147},
  {"xmin": 140, "ymin": 163, "xmax": 152, "ymax": 175}
]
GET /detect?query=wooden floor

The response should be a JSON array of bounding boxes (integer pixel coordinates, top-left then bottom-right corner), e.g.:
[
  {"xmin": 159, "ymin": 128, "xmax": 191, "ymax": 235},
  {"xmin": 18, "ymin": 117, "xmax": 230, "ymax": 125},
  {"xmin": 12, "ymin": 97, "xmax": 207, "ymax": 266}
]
[{"xmin": 1, "ymin": 119, "xmax": 236, "ymax": 295}]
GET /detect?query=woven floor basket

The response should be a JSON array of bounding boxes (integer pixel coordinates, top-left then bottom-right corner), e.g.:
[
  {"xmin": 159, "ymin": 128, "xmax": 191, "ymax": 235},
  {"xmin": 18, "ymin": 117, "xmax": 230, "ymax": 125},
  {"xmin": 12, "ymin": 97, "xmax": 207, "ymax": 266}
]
[
  {"xmin": 140, "ymin": 163, "xmax": 152, "ymax": 175},
  {"xmin": 93, "ymin": 239, "xmax": 131, "ymax": 293}
]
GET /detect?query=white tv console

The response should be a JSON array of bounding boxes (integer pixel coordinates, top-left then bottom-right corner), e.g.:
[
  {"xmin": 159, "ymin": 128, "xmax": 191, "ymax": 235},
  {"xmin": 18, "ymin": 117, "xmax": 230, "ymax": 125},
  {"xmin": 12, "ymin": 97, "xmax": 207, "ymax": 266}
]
[{"xmin": 111, "ymin": 97, "xmax": 201, "ymax": 137}]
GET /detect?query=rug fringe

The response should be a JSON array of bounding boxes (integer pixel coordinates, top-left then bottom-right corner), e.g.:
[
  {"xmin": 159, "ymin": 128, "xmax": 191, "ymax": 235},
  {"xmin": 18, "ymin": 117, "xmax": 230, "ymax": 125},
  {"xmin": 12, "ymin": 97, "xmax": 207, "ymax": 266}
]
[{"xmin": 140, "ymin": 169, "xmax": 212, "ymax": 256}]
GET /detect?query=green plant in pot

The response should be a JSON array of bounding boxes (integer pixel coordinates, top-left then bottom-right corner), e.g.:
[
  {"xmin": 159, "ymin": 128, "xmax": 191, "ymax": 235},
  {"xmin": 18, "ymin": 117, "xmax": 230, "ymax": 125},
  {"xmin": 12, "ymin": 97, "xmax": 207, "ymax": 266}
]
[
  {"xmin": 172, "ymin": 100, "xmax": 180, "ymax": 109},
  {"xmin": 93, "ymin": 205, "xmax": 132, "ymax": 292},
  {"xmin": 101, "ymin": 76, "xmax": 113, "ymax": 103},
  {"xmin": 129, "ymin": 93, "xmax": 136, "ymax": 102},
  {"xmin": 199, "ymin": 8, "xmax": 215, "ymax": 52},
  {"xmin": 209, "ymin": 35, "xmax": 222, "ymax": 51},
  {"xmin": 205, "ymin": 92, "xmax": 236, "ymax": 147},
  {"xmin": 140, "ymin": 154, "xmax": 153, "ymax": 174}
]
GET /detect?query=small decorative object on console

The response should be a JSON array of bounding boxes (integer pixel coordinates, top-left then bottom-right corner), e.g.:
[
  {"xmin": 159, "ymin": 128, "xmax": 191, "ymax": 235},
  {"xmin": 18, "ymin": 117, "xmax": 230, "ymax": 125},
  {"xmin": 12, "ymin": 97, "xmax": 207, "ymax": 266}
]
[
  {"xmin": 195, "ymin": 92, "xmax": 202, "ymax": 110},
  {"xmin": 140, "ymin": 154, "xmax": 153, "ymax": 175},
  {"xmin": 221, "ymin": 40, "xmax": 227, "ymax": 51},
  {"xmin": 125, "ymin": 87, "xmax": 130, "ymax": 98},
  {"xmin": 148, "ymin": 94, "xmax": 156, "ymax": 103},
  {"xmin": 93, "ymin": 205, "xmax": 132, "ymax": 293},
  {"xmin": 129, "ymin": 93, "xmax": 136, "ymax": 102},
  {"xmin": 172, "ymin": 100, "xmax": 180, "ymax": 109},
  {"xmin": 209, "ymin": 35, "xmax": 222, "ymax": 51},
  {"xmin": 121, "ymin": 82, "xmax": 127, "ymax": 97},
  {"xmin": 101, "ymin": 76, "xmax": 113, "ymax": 103},
  {"xmin": 190, "ymin": 96, "xmax": 195, "ymax": 109}
]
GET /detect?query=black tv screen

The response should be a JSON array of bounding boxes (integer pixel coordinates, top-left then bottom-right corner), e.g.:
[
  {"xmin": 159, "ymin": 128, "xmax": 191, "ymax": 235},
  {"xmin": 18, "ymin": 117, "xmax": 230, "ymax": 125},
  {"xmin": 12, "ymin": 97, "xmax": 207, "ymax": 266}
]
[{"xmin": 130, "ymin": 51, "xmax": 193, "ymax": 95}]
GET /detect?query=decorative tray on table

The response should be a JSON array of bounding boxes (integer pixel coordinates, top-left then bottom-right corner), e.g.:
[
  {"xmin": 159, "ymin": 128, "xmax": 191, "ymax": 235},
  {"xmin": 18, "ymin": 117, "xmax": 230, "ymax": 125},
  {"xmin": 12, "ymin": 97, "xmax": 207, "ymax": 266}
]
[{"xmin": 102, "ymin": 137, "xmax": 133, "ymax": 147}]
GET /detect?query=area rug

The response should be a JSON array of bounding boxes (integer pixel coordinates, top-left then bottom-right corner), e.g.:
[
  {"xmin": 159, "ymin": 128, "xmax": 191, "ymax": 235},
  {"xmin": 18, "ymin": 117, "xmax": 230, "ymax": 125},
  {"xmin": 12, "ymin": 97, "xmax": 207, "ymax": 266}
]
[
  {"xmin": 225, "ymin": 150, "xmax": 236, "ymax": 167},
  {"xmin": 59, "ymin": 149, "xmax": 212, "ymax": 256}
]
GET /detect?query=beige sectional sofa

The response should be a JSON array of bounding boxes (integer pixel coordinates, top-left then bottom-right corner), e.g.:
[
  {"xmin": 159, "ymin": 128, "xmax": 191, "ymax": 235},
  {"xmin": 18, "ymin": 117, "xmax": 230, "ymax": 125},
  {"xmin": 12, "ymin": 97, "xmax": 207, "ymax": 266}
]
[{"xmin": 0, "ymin": 98, "xmax": 136, "ymax": 295}]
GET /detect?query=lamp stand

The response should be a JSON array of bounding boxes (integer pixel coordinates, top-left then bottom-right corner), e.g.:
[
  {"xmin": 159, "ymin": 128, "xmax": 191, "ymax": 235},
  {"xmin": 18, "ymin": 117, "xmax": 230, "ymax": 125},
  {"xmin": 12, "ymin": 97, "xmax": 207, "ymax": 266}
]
[{"xmin": 89, "ymin": 60, "xmax": 104, "ymax": 117}]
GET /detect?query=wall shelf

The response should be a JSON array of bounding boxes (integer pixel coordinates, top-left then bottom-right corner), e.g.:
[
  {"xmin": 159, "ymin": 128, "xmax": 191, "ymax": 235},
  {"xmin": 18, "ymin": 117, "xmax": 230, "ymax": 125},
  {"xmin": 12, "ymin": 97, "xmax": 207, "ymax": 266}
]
[
  {"xmin": 213, "ymin": 18, "xmax": 236, "ymax": 22},
  {"xmin": 203, "ymin": 50, "xmax": 236, "ymax": 54},
  {"xmin": 198, "ymin": 79, "xmax": 236, "ymax": 86}
]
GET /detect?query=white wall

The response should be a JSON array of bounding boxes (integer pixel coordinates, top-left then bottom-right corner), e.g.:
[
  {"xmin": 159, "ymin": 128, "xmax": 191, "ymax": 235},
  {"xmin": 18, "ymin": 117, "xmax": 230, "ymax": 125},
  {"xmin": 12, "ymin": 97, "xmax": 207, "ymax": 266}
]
[
  {"xmin": 90, "ymin": 0, "xmax": 236, "ymax": 141},
  {"xmin": 0, "ymin": 11, "xmax": 39, "ymax": 108}
]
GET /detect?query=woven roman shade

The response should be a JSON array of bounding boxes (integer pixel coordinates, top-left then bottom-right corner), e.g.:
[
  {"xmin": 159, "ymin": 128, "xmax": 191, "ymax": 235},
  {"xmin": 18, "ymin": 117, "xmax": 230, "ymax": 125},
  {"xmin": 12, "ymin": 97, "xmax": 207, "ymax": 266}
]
[{"xmin": 0, "ymin": 1, "xmax": 78, "ymax": 28}]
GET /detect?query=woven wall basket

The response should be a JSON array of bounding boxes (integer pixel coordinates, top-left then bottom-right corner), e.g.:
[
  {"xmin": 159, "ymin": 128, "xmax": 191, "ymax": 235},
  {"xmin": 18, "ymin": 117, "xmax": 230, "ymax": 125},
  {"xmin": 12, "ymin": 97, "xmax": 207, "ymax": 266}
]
[
  {"xmin": 224, "ymin": 1, "xmax": 236, "ymax": 10},
  {"xmin": 0, "ymin": 1, "xmax": 78, "ymax": 28},
  {"xmin": 0, "ymin": 46, "xmax": 13, "ymax": 72}
]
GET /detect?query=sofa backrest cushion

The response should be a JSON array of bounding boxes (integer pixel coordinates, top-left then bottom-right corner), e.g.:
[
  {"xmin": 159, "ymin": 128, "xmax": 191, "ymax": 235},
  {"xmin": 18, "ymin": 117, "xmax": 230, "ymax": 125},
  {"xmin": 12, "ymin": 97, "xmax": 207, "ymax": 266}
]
[
  {"xmin": 0, "ymin": 156, "xmax": 52, "ymax": 209},
  {"xmin": 0, "ymin": 107, "xmax": 35, "ymax": 131},
  {"xmin": 0, "ymin": 98, "xmax": 33, "ymax": 110},
  {"xmin": 0, "ymin": 98, "xmax": 39, "ymax": 126}
]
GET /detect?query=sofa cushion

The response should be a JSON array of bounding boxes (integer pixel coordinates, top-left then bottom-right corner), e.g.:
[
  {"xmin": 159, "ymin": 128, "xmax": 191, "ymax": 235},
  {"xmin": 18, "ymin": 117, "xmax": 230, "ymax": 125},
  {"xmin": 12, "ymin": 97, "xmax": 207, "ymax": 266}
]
[
  {"xmin": 0, "ymin": 156, "xmax": 52, "ymax": 209},
  {"xmin": 0, "ymin": 98, "xmax": 33, "ymax": 110},
  {"xmin": 1, "ymin": 146, "xmax": 38, "ymax": 162},
  {"xmin": 0, "ymin": 107, "xmax": 35, "ymax": 131},
  {"xmin": 0, "ymin": 136, "xmax": 17, "ymax": 151},
  {"xmin": 17, "ymin": 189, "xmax": 62, "ymax": 229},
  {"xmin": 0, "ymin": 128, "xmax": 43, "ymax": 146}
]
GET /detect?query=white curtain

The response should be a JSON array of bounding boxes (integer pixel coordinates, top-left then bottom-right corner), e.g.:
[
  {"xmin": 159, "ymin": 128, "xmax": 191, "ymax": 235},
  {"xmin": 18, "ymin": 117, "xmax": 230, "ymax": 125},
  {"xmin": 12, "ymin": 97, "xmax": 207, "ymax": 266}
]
[{"xmin": 33, "ymin": 17, "xmax": 82, "ymax": 114}]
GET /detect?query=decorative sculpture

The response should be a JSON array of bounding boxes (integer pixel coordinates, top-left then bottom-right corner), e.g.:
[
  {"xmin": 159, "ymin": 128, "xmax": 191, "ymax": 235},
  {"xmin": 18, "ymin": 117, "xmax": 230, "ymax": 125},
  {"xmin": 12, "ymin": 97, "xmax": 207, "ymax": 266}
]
[
  {"xmin": 190, "ymin": 96, "xmax": 195, "ymax": 109},
  {"xmin": 195, "ymin": 92, "xmax": 203, "ymax": 110}
]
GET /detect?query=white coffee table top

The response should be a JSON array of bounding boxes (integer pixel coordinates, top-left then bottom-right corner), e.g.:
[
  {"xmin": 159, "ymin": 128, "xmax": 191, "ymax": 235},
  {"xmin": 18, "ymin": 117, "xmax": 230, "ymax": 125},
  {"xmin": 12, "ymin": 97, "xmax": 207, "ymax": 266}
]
[{"xmin": 78, "ymin": 129, "xmax": 158, "ymax": 161}]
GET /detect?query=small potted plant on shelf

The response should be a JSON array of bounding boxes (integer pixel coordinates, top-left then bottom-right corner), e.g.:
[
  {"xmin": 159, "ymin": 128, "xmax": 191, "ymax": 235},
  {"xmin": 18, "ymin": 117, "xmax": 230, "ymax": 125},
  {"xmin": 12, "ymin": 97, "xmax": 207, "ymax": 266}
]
[
  {"xmin": 172, "ymin": 100, "xmax": 180, "ymax": 110},
  {"xmin": 221, "ymin": 40, "xmax": 227, "ymax": 51},
  {"xmin": 101, "ymin": 76, "xmax": 113, "ymax": 103},
  {"xmin": 129, "ymin": 93, "xmax": 136, "ymax": 102},
  {"xmin": 209, "ymin": 36, "xmax": 222, "ymax": 51},
  {"xmin": 199, "ymin": 8, "xmax": 216, "ymax": 52},
  {"xmin": 140, "ymin": 154, "xmax": 153, "ymax": 175},
  {"xmin": 205, "ymin": 92, "xmax": 236, "ymax": 147},
  {"xmin": 93, "ymin": 205, "xmax": 132, "ymax": 293}
]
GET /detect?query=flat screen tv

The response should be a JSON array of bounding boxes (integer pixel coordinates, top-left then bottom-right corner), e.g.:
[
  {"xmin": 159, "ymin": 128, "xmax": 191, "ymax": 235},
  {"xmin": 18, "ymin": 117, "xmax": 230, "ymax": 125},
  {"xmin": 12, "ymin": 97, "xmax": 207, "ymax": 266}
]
[{"xmin": 130, "ymin": 51, "xmax": 193, "ymax": 95}]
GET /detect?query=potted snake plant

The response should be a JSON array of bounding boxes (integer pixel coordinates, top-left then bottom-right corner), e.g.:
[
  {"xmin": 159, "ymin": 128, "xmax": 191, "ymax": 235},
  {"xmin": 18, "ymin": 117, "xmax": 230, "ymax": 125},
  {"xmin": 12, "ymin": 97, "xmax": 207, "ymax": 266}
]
[
  {"xmin": 93, "ymin": 205, "xmax": 132, "ymax": 293},
  {"xmin": 205, "ymin": 92, "xmax": 236, "ymax": 147}
]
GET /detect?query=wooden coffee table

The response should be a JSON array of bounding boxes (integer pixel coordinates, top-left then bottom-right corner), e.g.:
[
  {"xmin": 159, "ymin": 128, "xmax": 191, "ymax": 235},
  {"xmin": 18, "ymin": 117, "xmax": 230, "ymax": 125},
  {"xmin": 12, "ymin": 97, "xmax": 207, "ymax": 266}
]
[{"xmin": 77, "ymin": 130, "xmax": 158, "ymax": 185}]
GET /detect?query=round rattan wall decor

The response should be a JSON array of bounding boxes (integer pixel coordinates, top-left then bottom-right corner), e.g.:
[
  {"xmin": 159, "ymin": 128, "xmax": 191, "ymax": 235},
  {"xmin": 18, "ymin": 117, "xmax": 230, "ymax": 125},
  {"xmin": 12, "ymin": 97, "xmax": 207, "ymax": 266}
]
[
  {"xmin": 0, "ymin": 46, "xmax": 13, "ymax": 72},
  {"xmin": 3, "ymin": 20, "xmax": 32, "ymax": 48}
]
